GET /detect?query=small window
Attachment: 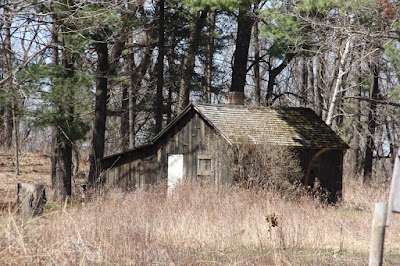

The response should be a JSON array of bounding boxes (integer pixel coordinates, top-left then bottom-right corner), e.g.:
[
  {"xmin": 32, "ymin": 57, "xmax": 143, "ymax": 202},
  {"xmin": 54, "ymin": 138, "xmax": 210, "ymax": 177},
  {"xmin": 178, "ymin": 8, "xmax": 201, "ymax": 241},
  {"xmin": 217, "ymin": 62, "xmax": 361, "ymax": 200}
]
[{"xmin": 198, "ymin": 155, "xmax": 213, "ymax": 175}]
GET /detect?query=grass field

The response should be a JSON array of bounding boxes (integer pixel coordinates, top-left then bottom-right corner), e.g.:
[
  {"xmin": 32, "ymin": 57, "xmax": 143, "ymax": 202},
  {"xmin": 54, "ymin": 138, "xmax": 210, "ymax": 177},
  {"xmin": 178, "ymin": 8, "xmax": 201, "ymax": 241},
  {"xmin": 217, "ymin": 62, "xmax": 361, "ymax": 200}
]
[{"xmin": 1, "ymin": 152, "xmax": 400, "ymax": 265}]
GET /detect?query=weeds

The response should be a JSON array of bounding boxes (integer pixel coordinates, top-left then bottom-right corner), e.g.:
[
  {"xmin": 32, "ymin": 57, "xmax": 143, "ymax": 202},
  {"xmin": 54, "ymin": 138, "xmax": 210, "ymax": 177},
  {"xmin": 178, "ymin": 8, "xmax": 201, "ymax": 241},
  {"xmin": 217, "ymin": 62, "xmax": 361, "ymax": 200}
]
[{"xmin": 1, "ymin": 179, "xmax": 400, "ymax": 264}]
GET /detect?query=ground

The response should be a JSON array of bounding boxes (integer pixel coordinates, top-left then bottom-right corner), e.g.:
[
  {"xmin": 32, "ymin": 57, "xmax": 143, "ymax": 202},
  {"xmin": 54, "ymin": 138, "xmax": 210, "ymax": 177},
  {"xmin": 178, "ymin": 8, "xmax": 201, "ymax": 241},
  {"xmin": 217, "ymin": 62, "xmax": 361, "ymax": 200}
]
[
  {"xmin": 0, "ymin": 153, "xmax": 51, "ymax": 203},
  {"xmin": 0, "ymin": 152, "xmax": 86, "ymax": 205}
]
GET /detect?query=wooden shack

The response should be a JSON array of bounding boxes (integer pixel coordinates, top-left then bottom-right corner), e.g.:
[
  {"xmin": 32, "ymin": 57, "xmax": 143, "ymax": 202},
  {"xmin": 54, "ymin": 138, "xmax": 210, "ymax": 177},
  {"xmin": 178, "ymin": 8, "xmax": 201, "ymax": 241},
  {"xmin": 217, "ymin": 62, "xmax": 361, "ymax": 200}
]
[{"xmin": 100, "ymin": 103, "xmax": 349, "ymax": 201}]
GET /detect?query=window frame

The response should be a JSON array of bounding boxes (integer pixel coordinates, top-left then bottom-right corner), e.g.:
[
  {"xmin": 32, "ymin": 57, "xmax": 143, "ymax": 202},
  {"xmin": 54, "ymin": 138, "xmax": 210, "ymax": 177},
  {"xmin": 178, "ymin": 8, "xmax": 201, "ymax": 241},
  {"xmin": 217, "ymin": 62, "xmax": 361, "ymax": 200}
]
[{"xmin": 197, "ymin": 154, "xmax": 213, "ymax": 176}]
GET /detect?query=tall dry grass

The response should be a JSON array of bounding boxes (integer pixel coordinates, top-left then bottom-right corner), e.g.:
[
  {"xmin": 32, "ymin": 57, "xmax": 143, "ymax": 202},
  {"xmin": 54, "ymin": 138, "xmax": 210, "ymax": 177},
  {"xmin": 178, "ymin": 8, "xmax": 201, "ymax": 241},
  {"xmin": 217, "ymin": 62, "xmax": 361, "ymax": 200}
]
[{"xmin": 1, "ymin": 177, "xmax": 400, "ymax": 265}]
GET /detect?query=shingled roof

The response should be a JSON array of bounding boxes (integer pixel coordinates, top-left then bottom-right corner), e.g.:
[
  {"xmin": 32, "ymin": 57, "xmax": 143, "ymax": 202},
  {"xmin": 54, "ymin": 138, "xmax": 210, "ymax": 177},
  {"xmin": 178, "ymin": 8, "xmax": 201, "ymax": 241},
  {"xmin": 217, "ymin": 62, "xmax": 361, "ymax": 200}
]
[{"xmin": 159, "ymin": 103, "xmax": 348, "ymax": 149}]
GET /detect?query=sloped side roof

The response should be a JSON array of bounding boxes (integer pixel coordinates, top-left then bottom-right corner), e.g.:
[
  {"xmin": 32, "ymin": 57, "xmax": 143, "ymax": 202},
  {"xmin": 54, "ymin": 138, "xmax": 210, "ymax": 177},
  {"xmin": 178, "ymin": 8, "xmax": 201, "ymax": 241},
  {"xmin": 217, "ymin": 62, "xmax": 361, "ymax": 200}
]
[{"xmin": 193, "ymin": 103, "xmax": 349, "ymax": 149}]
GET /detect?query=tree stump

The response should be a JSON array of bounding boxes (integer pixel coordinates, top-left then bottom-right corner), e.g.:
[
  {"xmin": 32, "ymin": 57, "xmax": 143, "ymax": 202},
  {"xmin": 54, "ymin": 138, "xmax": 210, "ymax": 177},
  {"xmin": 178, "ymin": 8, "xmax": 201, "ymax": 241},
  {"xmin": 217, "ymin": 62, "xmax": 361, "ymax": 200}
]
[{"xmin": 16, "ymin": 182, "xmax": 47, "ymax": 217}]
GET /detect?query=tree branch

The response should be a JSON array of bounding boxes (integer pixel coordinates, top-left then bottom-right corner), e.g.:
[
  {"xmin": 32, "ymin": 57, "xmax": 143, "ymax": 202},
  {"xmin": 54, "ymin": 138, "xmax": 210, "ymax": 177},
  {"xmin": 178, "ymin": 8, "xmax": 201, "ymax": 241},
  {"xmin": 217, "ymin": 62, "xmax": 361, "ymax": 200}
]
[
  {"xmin": 0, "ymin": 44, "xmax": 50, "ymax": 87},
  {"xmin": 343, "ymin": 96, "xmax": 400, "ymax": 108}
]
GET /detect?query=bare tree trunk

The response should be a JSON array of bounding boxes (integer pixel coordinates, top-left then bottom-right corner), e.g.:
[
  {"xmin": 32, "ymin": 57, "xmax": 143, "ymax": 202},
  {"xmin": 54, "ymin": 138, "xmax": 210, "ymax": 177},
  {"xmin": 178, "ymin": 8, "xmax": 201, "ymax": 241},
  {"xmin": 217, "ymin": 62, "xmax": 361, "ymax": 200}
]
[
  {"xmin": 266, "ymin": 53, "xmax": 294, "ymax": 105},
  {"xmin": 385, "ymin": 117, "xmax": 395, "ymax": 167},
  {"xmin": 53, "ymin": 105, "xmax": 74, "ymax": 200},
  {"xmin": 155, "ymin": 0, "xmax": 165, "ymax": 134},
  {"xmin": 363, "ymin": 62, "xmax": 379, "ymax": 183},
  {"xmin": 178, "ymin": 7, "xmax": 209, "ymax": 111},
  {"xmin": 347, "ymin": 57, "xmax": 363, "ymax": 176},
  {"xmin": 50, "ymin": 11, "xmax": 59, "ymax": 194},
  {"xmin": 230, "ymin": 3, "xmax": 254, "ymax": 95},
  {"xmin": 299, "ymin": 57, "xmax": 308, "ymax": 106},
  {"xmin": 12, "ymin": 98, "xmax": 19, "ymax": 176},
  {"xmin": 167, "ymin": 86, "xmax": 173, "ymax": 123},
  {"xmin": 253, "ymin": 19, "xmax": 261, "ymax": 106},
  {"xmin": 166, "ymin": 53, "xmax": 177, "ymax": 123},
  {"xmin": 3, "ymin": 123, "xmax": 12, "ymax": 151},
  {"xmin": 120, "ymin": 53, "xmax": 130, "ymax": 151},
  {"xmin": 111, "ymin": 34, "xmax": 134, "ymax": 151},
  {"xmin": 52, "ymin": 29, "xmax": 75, "ymax": 201},
  {"xmin": 111, "ymin": 4, "xmax": 143, "ymax": 150},
  {"xmin": 0, "ymin": 107, "xmax": 4, "ymax": 147},
  {"xmin": 47, "ymin": 10, "xmax": 74, "ymax": 201},
  {"xmin": 204, "ymin": 9, "xmax": 216, "ymax": 104},
  {"xmin": 5, "ymin": 106, "xmax": 13, "ymax": 148},
  {"xmin": 54, "ymin": 137, "xmax": 72, "ymax": 199},
  {"xmin": 4, "ymin": 4, "xmax": 19, "ymax": 174},
  {"xmin": 307, "ymin": 58, "xmax": 315, "ymax": 108},
  {"xmin": 50, "ymin": 137, "xmax": 60, "ymax": 199},
  {"xmin": 88, "ymin": 41, "xmax": 109, "ymax": 187},
  {"xmin": 128, "ymin": 52, "xmax": 137, "ymax": 149},
  {"xmin": 72, "ymin": 146, "xmax": 80, "ymax": 176},
  {"xmin": 129, "ymin": 46, "xmax": 152, "ymax": 148},
  {"xmin": 0, "ymin": 2, "xmax": 8, "ymax": 138},
  {"xmin": 120, "ymin": 84, "xmax": 129, "ymax": 151},
  {"xmin": 4, "ymin": 5, "xmax": 13, "ymax": 148},
  {"xmin": 326, "ymin": 38, "xmax": 352, "ymax": 126},
  {"xmin": 315, "ymin": 55, "xmax": 325, "ymax": 117}
]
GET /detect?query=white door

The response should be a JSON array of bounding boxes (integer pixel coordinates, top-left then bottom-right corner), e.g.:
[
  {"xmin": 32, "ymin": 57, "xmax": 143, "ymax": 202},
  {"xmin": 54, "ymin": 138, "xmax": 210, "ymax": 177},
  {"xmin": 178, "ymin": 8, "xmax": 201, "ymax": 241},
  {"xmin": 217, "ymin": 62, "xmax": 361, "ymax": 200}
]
[{"xmin": 167, "ymin": 154, "xmax": 183, "ymax": 192}]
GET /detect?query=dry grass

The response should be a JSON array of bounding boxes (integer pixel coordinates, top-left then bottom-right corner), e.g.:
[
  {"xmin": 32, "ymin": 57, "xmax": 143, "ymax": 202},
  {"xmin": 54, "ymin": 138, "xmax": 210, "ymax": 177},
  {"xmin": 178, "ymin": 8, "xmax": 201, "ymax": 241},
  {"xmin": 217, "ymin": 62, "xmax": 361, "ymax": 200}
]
[
  {"xmin": 1, "ymin": 177, "xmax": 400, "ymax": 265},
  {"xmin": 1, "ymin": 152, "xmax": 400, "ymax": 264}
]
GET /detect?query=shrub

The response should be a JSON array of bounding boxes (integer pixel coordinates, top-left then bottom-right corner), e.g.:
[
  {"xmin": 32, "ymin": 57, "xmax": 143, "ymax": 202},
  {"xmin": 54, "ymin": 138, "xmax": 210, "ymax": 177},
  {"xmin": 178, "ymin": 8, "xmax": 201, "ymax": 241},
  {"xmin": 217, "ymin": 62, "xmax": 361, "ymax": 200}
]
[{"xmin": 233, "ymin": 144, "xmax": 304, "ymax": 194}]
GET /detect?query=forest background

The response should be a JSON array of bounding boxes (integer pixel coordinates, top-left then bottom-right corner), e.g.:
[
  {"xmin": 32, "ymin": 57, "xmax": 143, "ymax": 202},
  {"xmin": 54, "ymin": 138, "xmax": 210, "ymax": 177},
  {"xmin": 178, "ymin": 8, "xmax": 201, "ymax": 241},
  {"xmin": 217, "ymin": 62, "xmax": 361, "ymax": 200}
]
[{"xmin": 1, "ymin": 0, "xmax": 400, "ymax": 200}]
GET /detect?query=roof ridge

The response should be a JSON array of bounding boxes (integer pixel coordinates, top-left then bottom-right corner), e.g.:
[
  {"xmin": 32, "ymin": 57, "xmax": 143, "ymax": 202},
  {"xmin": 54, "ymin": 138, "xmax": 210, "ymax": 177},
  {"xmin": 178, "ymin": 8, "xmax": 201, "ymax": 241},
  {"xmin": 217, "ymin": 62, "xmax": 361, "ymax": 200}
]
[{"xmin": 193, "ymin": 102, "xmax": 312, "ymax": 110}]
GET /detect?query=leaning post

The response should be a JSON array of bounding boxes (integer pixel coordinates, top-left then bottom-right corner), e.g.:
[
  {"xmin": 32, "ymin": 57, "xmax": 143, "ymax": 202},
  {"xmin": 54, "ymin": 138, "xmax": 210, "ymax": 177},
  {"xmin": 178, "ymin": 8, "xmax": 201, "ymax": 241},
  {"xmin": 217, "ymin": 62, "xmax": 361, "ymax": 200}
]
[
  {"xmin": 368, "ymin": 202, "xmax": 387, "ymax": 266},
  {"xmin": 369, "ymin": 152, "xmax": 400, "ymax": 266},
  {"xmin": 386, "ymin": 154, "xmax": 400, "ymax": 226}
]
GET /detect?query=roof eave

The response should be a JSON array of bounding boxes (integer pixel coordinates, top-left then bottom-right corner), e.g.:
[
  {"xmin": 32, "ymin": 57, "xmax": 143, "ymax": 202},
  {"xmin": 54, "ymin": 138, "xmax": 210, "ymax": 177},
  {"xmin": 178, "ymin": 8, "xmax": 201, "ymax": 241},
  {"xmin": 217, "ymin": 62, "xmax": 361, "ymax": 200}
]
[{"xmin": 100, "ymin": 142, "xmax": 155, "ymax": 168}]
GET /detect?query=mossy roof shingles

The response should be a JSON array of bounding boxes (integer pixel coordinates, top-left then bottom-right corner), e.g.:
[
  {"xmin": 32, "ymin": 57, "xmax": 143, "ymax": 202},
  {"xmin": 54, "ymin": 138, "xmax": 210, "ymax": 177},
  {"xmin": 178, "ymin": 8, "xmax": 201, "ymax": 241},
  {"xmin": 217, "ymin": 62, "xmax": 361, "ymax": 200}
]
[{"xmin": 193, "ymin": 103, "xmax": 349, "ymax": 149}]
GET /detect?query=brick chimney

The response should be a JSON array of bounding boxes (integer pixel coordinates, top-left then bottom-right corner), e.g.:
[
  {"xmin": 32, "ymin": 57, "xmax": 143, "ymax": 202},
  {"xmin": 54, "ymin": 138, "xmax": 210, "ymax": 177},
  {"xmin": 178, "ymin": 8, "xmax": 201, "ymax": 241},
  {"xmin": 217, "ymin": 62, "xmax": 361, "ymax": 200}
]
[{"xmin": 225, "ymin": 91, "xmax": 245, "ymax": 105}]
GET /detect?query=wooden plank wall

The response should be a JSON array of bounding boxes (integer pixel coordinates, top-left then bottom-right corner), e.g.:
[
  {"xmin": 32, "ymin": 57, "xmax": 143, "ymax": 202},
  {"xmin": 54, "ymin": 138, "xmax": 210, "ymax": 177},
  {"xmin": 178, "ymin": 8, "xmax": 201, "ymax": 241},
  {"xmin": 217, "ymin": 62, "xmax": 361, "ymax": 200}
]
[
  {"xmin": 157, "ymin": 110, "xmax": 222, "ymax": 183},
  {"xmin": 102, "ymin": 159, "xmax": 160, "ymax": 189}
]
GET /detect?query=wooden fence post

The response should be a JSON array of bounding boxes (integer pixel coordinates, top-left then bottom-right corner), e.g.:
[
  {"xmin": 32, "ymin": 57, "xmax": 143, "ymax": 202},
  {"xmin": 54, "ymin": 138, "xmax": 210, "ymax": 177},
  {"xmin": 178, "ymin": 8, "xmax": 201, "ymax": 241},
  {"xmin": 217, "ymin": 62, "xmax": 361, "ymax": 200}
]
[
  {"xmin": 386, "ymin": 155, "xmax": 400, "ymax": 226},
  {"xmin": 369, "ymin": 202, "xmax": 387, "ymax": 266}
]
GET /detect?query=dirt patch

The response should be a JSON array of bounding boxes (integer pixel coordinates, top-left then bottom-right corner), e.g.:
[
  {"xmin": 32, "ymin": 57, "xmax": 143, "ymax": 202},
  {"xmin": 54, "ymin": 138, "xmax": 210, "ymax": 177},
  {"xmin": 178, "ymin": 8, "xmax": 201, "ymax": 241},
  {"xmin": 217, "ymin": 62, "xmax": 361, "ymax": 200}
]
[{"xmin": 0, "ymin": 152, "xmax": 51, "ymax": 203}]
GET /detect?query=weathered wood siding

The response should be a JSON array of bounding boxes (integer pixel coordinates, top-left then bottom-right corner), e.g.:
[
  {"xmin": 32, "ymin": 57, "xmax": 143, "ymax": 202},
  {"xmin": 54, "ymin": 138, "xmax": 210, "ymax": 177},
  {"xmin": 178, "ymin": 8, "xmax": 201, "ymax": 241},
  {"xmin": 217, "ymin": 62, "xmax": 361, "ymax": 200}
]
[
  {"xmin": 103, "ymin": 160, "xmax": 160, "ymax": 188},
  {"xmin": 100, "ymin": 144, "xmax": 159, "ymax": 189},
  {"xmin": 100, "ymin": 109, "xmax": 233, "ymax": 188},
  {"xmin": 156, "ymin": 109, "xmax": 232, "ymax": 184}
]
